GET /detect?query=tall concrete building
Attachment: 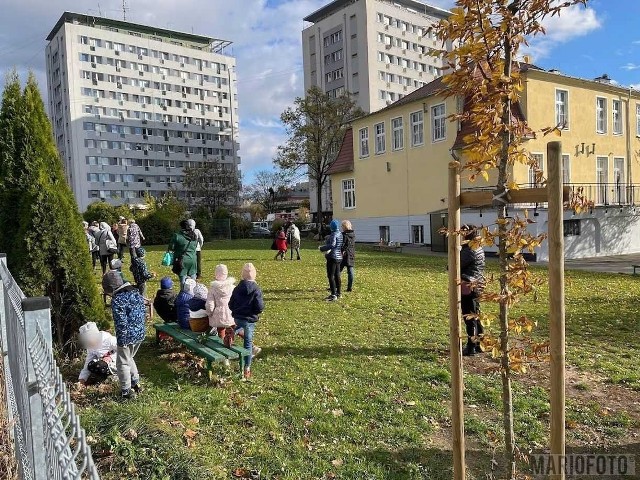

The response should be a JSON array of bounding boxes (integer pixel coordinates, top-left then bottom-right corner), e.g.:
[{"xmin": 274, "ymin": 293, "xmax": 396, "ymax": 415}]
[
  {"xmin": 45, "ymin": 12, "xmax": 240, "ymax": 212},
  {"xmin": 302, "ymin": 0, "xmax": 451, "ymax": 114}
]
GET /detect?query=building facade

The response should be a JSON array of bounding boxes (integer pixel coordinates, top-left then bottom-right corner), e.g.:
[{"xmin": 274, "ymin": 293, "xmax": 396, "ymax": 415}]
[
  {"xmin": 329, "ymin": 65, "xmax": 640, "ymax": 260},
  {"xmin": 45, "ymin": 12, "xmax": 240, "ymax": 212},
  {"xmin": 302, "ymin": 0, "xmax": 451, "ymax": 114}
]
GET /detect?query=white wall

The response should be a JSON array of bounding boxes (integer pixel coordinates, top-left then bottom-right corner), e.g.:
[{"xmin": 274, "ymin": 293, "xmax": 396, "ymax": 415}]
[{"xmin": 349, "ymin": 215, "xmax": 431, "ymax": 244}]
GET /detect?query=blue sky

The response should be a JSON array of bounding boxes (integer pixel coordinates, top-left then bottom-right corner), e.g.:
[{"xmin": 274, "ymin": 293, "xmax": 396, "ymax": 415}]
[{"xmin": 0, "ymin": 0, "xmax": 638, "ymax": 183}]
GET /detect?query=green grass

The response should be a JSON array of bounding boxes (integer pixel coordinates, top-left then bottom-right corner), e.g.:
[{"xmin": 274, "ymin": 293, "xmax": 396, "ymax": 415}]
[{"xmin": 69, "ymin": 240, "xmax": 640, "ymax": 479}]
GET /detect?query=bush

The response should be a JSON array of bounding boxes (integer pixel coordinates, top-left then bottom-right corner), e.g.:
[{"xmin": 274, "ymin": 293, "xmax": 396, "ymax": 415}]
[
  {"xmin": 270, "ymin": 218, "xmax": 286, "ymax": 234},
  {"xmin": 231, "ymin": 215, "xmax": 252, "ymax": 239},
  {"xmin": 137, "ymin": 196, "xmax": 187, "ymax": 245},
  {"xmin": 83, "ymin": 201, "xmax": 131, "ymax": 225}
]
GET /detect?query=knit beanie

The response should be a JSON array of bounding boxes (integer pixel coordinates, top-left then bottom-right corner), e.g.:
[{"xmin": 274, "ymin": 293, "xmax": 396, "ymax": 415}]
[
  {"xmin": 241, "ymin": 263, "xmax": 257, "ymax": 282},
  {"xmin": 183, "ymin": 278, "xmax": 196, "ymax": 294},
  {"xmin": 78, "ymin": 322, "xmax": 100, "ymax": 347},
  {"xmin": 215, "ymin": 264, "xmax": 228, "ymax": 281},
  {"xmin": 110, "ymin": 259, "xmax": 123, "ymax": 270},
  {"xmin": 136, "ymin": 247, "xmax": 146, "ymax": 258},
  {"xmin": 193, "ymin": 283, "xmax": 208, "ymax": 300},
  {"xmin": 330, "ymin": 220, "xmax": 340, "ymax": 232},
  {"xmin": 160, "ymin": 276, "xmax": 173, "ymax": 290}
]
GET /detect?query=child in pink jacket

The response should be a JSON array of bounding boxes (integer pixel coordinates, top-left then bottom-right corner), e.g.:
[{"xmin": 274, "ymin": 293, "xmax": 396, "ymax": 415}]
[{"xmin": 206, "ymin": 264, "xmax": 236, "ymax": 341}]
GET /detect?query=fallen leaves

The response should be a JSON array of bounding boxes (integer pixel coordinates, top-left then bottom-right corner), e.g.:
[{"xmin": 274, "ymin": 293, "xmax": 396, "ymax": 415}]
[{"xmin": 183, "ymin": 428, "xmax": 197, "ymax": 448}]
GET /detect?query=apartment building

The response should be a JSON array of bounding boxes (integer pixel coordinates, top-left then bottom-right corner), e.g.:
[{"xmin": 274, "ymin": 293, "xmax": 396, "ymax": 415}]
[
  {"xmin": 45, "ymin": 12, "xmax": 240, "ymax": 212},
  {"xmin": 302, "ymin": 0, "xmax": 451, "ymax": 114},
  {"xmin": 329, "ymin": 65, "xmax": 640, "ymax": 260}
]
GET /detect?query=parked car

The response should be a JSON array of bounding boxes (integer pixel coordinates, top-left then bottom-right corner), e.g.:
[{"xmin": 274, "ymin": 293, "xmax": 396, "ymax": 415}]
[{"xmin": 249, "ymin": 226, "xmax": 272, "ymax": 239}]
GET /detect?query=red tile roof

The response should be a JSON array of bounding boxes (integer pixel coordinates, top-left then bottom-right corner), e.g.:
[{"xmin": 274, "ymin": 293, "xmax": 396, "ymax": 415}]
[{"xmin": 327, "ymin": 128, "xmax": 354, "ymax": 175}]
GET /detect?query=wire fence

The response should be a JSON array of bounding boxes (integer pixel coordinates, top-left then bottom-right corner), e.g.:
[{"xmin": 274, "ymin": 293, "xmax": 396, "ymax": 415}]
[{"xmin": 0, "ymin": 254, "xmax": 100, "ymax": 480}]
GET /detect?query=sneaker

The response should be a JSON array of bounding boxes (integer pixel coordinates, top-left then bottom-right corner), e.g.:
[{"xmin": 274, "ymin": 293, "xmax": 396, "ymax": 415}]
[
  {"xmin": 224, "ymin": 327, "xmax": 235, "ymax": 348},
  {"xmin": 121, "ymin": 389, "xmax": 137, "ymax": 400},
  {"xmin": 131, "ymin": 382, "xmax": 143, "ymax": 394},
  {"xmin": 252, "ymin": 346, "xmax": 262, "ymax": 358},
  {"xmin": 243, "ymin": 369, "xmax": 251, "ymax": 380},
  {"xmin": 325, "ymin": 295, "xmax": 338, "ymax": 302},
  {"xmin": 346, "ymin": 288, "xmax": 353, "ymax": 293}
]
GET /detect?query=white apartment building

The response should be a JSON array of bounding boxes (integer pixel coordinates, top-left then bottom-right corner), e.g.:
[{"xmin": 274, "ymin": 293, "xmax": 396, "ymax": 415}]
[
  {"xmin": 45, "ymin": 12, "xmax": 240, "ymax": 212},
  {"xmin": 302, "ymin": 0, "xmax": 451, "ymax": 114}
]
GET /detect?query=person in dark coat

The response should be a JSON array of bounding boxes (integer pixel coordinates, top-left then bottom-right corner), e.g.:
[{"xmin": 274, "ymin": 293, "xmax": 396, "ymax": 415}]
[
  {"xmin": 460, "ymin": 225, "xmax": 486, "ymax": 356},
  {"xmin": 319, "ymin": 220, "xmax": 343, "ymax": 302},
  {"xmin": 168, "ymin": 220, "xmax": 198, "ymax": 285},
  {"xmin": 340, "ymin": 220, "xmax": 356, "ymax": 292},
  {"xmin": 153, "ymin": 277, "xmax": 177, "ymax": 323}
]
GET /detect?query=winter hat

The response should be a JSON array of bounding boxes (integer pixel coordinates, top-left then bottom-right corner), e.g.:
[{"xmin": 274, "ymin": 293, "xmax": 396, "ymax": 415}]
[
  {"xmin": 187, "ymin": 219, "xmax": 196, "ymax": 230},
  {"xmin": 193, "ymin": 283, "xmax": 208, "ymax": 300},
  {"xmin": 160, "ymin": 277, "xmax": 173, "ymax": 290},
  {"xmin": 78, "ymin": 322, "xmax": 100, "ymax": 348},
  {"xmin": 330, "ymin": 220, "xmax": 340, "ymax": 232},
  {"xmin": 99, "ymin": 221, "xmax": 110, "ymax": 231},
  {"xmin": 241, "ymin": 263, "xmax": 257, "ymax": 282},
  {"xmin": 110, "ymin": 259, "xmax": 123, "ymax": 270},
  {"xmin": 82, "ymin": 221, "xmax": 89, "ymax": 229},
  {"xmin": 183, "ymin": 278, "xmax": 197, "ymax": 294},
  {"xmin": 215, "ymin": 264, "xmax": 228, "ymax": 281},
  {"xmin": 103, "ymin": 271, "xmax": 125, "ymax": 295},
  {"xmin": 136, "ymin": 247, "xmax": 146, "ymax": 258}
]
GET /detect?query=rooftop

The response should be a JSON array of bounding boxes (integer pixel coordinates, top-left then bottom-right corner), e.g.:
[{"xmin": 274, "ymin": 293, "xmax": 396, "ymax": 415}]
[
  {"xmin": 304, "ymin": 0, "xmax": 450, "ymax": 24},
  {"xmin": 328, "ymin": 128, "xmax": 354, "ymax": 175},
  {"xmin": 46, "ymin": 12, "xmax": 232, "ymax": 53}
]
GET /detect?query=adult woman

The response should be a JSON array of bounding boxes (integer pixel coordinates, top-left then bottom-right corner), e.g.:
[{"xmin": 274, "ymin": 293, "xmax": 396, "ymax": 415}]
[
  {"xmin": 95, "ymin": 222, "xmax": 117, "ymax": 274},
  {"xmin": 319, "ymin": 220, "xmax": 343, "ymax": 302},
  {"xmin": 340, "ymin": 220, "xmax": 356, "ymax": 292},
  {"xmin": 287, "ymin": 222, "xmax": 301, "ymax": 261},
  {"xmin": 460, "ymin": 225, "xmax": 486, "ymax": 356},
  {"xmin": 168, "ymin": 220, "xmax": 198, "ymax": 285},
  {"xmin": 116, "ymin": 217, "xmax": 129, "ymax": 261},
  {"xmin": 126, "ymin": 219, "xmax": 145, "ymax": 260},
  {"xmin": 187, "ymin": 219, "xmax": 205, "ymax": 279}
]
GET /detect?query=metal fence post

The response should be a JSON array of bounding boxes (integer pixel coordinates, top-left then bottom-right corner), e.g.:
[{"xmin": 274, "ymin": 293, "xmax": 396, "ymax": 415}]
[{"xmin": 22, "ymin": 296, "xmax": 52, "ymax": 480}]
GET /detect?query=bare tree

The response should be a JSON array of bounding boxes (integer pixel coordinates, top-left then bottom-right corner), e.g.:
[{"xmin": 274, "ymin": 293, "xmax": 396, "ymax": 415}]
[
  {"xmin": 244, "ymin": 169, "xmax": 290, "ymax": 215},
  {"xmin": 182, "ymin": 161, "xmax": 241, "ymax": 216}
]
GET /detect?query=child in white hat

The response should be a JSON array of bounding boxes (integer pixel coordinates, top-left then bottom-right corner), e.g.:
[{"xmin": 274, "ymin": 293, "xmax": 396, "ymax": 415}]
[{"xmin": 77, "ymin": 322, "xmax": 118, "ymax": 386}]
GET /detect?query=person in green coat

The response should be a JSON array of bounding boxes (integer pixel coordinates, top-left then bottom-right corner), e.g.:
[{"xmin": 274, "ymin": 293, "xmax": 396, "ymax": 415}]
[{"xmin": 168, "ymin": 220, "xmax": 198, "ymax": 285}]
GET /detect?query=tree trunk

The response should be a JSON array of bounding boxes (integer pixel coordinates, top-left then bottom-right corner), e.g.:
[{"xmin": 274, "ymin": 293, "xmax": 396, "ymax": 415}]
[
  {"xmin": 315, "ymin": 177, "xmax": 324, "ymax": 228},
  {"xmin": 497, "ymin": 33, "xmax": 516, "ymax": 479}
]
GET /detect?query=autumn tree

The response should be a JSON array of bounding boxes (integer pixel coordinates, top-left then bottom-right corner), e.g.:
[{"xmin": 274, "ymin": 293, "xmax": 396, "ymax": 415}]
[
  {"xmin": 275, "ymin": 86, "xmax": 363, "ymax": 225},
  {"xmin": 183, "ymin": 160, "xmax": 241, "ymax": 216},
  {"xmin": 433, "ymin": 0, "xmax": 588, "ymax": 476},
  {"xmin": 245, "ymin": 169, "xmax": 290, "ymax": 215}
]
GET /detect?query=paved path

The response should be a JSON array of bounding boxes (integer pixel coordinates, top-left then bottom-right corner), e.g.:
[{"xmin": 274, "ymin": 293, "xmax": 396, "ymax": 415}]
[{"xmin": 398, "ymin": 246, "xmax": 640, "ymax": 275}]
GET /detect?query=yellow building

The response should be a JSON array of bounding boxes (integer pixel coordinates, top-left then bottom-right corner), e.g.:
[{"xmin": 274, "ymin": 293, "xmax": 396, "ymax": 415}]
[{"xmin": 329, "ymin": 66, "xmax": 640, "ymax": 260}]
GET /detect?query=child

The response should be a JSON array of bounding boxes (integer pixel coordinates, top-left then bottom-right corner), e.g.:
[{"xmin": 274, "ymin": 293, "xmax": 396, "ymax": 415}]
[
  {"xmin": 130, "ymin": 247, "xmax": 155, "ymax": 297},
  {"xmin": 106, "ymin": 275, "xmax": 146, "ymax": 400},
  {"xmin": 153, "ymin": 276, "xmax": 177, "ymax": 323},
  {"xmin": 102, "ymin": 259, "xmax": 125, "ymax": 297},
  {"xmin": 175, "ymin": 278, "xmax": 196, "ymax": 329},
  {"xmin": 206, "ymin": 264, "xmax": 236, "ymax": 339},
  {"xmin": 274, "ymin": 228, "xmax": 288, "ymax": 261},
  {"xmin": 189, "ymin": 283, "xmax": 208, "ymax": 312},
  {"xmin": 229, "ymin": 263, "xmax": 265, "ymax": 379},
  {"xmin": 77, "ymin": 322, "xmax": 117, "ymax": 386}
]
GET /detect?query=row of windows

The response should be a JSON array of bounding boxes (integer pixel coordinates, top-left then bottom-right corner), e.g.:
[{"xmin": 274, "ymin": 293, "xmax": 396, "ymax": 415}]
[
  {"xmin": 376, "ymin": 12, "xmax": 435, "ymax": 39},
  {"xmin": 83, "ymin": 106, "xmax": 230, "ymax": 128},
  {"xmin": 86, "ymin": 156, "xmax": 231, "ymax": 169},
  {"xmin": 328, "ymin": 86, "xmax": 346, "ymax": 99},
  {"xmin": 83, "ymin": 125, "xmax": 229, "ymax": 142},
  {"xmin": 83, "ymin": 117, "xmax": 232, "ymax": 132},
  {"xmin": 377, "ymin": 52, "xmax": 439, "ymax": 74},
  {"xmin": 88, "ymin": 173, "xmax": 183, "ymax": 183},
  {"xmin": 359, "ymin": 104, "xmax": 446, "ymax": 157},
  {"xmin": 80, "ymin": 70, "xmax": 231, "ymax": 100},
  {"xmin": 83, "ymin": 103, "xmax": 228, "ymax": 120},
  {"xmin": 377, "ymin": 33, "xmax": 429, "ymax": 54},
  {"xmin": 79, "ymin": 36, "xmax": 228, "ymax": 72},
  {"xmin": 326, "ymin": 68, "xmax": 344, "ymax": 83},
  {"xmin": 555, "ymin": 90, "xmax": 640, "ymax": 136},
  {"xmin": 78, "ymin": 54, "xmax": 229, "ymax": 87},
  {"xmin": 378, "ymin": 90, "xmax": 407, "ymax": 103},
  {"xmin": 323, "ymin": 31, "xmax": 343, "ymax": 47},
  {"xmin": 85, "ymin": 142, "xmax": 232, "ymax": 156},
  {"xmin": 324, "ymin": 49, "xmax": 344, "ymax": 65}
]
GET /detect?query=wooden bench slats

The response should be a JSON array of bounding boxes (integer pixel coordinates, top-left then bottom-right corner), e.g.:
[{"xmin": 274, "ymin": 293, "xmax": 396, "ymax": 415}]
[{"xmin": 174, "ymin": 324, "xmax": 253, "ymax": 358}]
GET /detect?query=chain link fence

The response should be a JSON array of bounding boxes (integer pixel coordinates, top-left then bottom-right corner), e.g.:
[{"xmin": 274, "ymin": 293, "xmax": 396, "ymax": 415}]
[{"xmin": 0, "ymin": 254, "xmax": 99, "ymax": 480}]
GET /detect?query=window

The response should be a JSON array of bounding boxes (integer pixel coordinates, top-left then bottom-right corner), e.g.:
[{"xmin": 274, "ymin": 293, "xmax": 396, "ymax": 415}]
[
  {"xmin": 410, "ymin": 111, "xmax": 424, "ymax": 146},
  {"xmin": 528, "ymin": 153, "xmax": 544, "ymax": 187},
  {"xmin": 596, "ymin": 97, "xmax": 607, "ymax": 133},
  {"xmin": 613, "ymin": 157, "xmax": 626, "ymax": 203},
  {"xmin": 359, "ymin": 127, "xmax": 369, "ymax": 157},
  {"xmin": 563, "ymin": 219, "xmax": 581, "ymax": 237},
  {"xmin": 374, "ymin": 122, "xmax": 385, "ymax": 154},
  {"xmin": 431, "ymin": 103, "xmax": 446, "ymax": 142},
  {"xmin": 392, "ymin": 117, "xmax": 404, "ymax": 150},
  {"xmin": 612, "ymin": 99, "xmax": 622, "ymax": 135},
  {"xmin": 342, "ymin": 179, "xmax": 356, "ymax": 209},
  {"xmin": 379, "ymin": 226, "xmax": 390, "ymax": 243},
  {"xmin": 412, "ymin": 225, "xmax": 424, "ymax": 244},
  {"xmin": 555, "ymin": 89, "xmax": 569, "ymax": 129},
  {"xmin": 596, "ymin": 156, "xmax": 608, "ymax": 204},
  {"xmin": 562, "ymin": 154, "xmax": 571, "ymax": 184}
]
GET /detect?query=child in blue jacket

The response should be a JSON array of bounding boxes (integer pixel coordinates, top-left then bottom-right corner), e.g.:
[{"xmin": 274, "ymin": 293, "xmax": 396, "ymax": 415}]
[
  {"xmin": 228, "ymin": 263, "xmax": 264, "ymax": 379},
  {"xmin": 319, "ymin": 220, "xmax": 343, "ymax": 302}
]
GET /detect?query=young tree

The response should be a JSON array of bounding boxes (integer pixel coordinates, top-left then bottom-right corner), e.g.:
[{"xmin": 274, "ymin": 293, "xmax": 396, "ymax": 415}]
[
  {"xmin": 245, "ymin": 169, "xmax": 290, "ymax": 215},
  {"xmin": 183, "ymin": 160, "xmax": 241, "ymax": 216},
  {"xmin": 0, "ymin": 73, "xmax": 104, "ymax": 351},
  {"xmin": 275, "ymin": 86, "xmax": 363, "ymax": 225},
  {"xmin": 433, "ymin": 0, "xmax": 588, "ymax": 476}
]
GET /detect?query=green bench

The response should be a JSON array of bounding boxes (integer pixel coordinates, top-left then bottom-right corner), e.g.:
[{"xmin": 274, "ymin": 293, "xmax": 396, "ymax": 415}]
[{"xmin": 154, "ymin": 323, "xmax": 251, "ymax": 380}]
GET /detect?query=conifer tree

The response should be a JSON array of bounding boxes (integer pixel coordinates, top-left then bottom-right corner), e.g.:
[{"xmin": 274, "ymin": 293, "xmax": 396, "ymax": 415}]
[{"xmin": 0, "ymin": 73, "xmax": 104, "ymax": 351}]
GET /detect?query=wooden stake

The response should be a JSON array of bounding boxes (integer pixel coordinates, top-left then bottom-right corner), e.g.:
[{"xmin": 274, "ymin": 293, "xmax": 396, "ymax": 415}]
[
  {"xmin": 547, "ymin": 141, "xmax": 566, "ymax": 480},
  {"xmin": 448, "ymin": 162, "xmax": 466, "ymax": 480}
]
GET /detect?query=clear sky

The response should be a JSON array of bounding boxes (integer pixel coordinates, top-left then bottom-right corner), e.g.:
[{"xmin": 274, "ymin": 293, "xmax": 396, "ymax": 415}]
[{"xmin": 0, "ymin": 0, "xmax": 637, "ymax": 183}]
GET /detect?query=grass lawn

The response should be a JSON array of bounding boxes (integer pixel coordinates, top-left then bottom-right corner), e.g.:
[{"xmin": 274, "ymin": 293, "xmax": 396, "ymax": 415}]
[{"xmin": 66, "ymin": 240, "xmax": 640, "ymax": 479}]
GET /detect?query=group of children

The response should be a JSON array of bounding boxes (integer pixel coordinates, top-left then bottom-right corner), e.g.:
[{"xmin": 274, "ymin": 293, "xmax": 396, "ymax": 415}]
[{"xmin": 81, "ymin": 261, "xmax": 265, "ymax": 396}]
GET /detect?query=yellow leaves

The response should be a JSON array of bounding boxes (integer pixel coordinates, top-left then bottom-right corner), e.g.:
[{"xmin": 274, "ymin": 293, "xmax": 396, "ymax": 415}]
[
  {"xmin": 183, "ymin": 428, "xmax": 197, "ymax": 448},
  {"xmin": 480, "ymin": 170, "xmax": 489, "ymax": 182}
]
